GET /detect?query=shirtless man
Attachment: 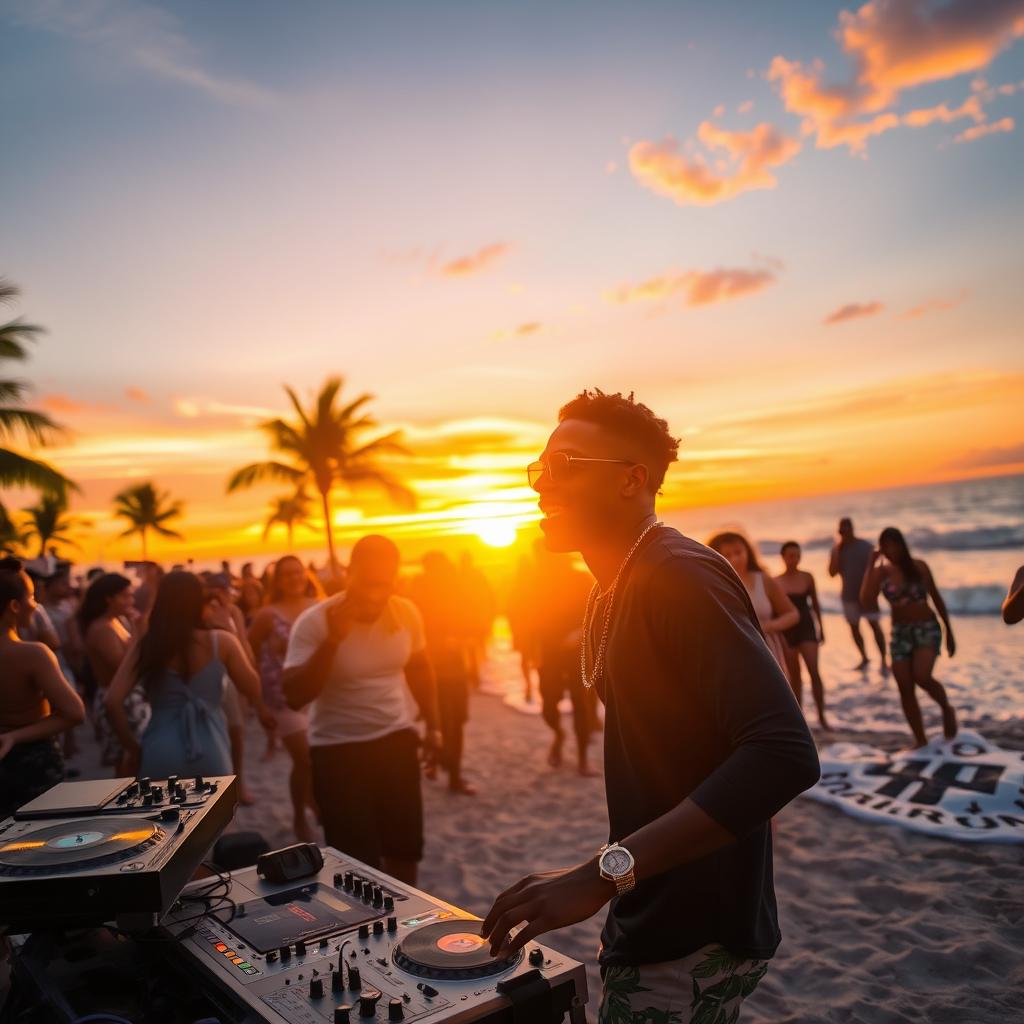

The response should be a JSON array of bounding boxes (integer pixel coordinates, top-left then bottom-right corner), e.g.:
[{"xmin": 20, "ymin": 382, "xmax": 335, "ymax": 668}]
[{"xmin": 0, "ymin": 558, "xmax": 85, "ymax": 820}]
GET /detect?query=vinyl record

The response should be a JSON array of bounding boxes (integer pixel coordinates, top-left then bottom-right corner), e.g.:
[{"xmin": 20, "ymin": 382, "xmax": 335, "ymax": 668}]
[
  {"xmin": 0, "ymin": 817, "xmax": 164, "ymax": 875},
  {"xmin": 393, "ymin": 919, "xmax": 522, "ymax": 980}
]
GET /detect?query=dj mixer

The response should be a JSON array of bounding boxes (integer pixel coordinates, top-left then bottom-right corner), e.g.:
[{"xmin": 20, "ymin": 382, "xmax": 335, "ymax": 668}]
[{"xmin": 162, "ymin": 845, "xmax": 588, "ymax": 1023}]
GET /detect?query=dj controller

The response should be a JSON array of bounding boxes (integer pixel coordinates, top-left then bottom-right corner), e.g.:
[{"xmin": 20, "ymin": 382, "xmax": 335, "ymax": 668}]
[
  {"xmin": 0, "ymin": 775, "xmax": 237, "ymax": 933},
  {"xmin": 162, "ymin": 846, "xmax": 588, "ymax": 1024}
]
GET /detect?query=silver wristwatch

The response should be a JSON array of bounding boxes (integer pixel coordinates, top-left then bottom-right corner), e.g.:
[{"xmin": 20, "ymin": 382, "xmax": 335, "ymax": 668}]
[{"xmin": 598, "ymin": 842, "xmax": 636, "ymax": 895}]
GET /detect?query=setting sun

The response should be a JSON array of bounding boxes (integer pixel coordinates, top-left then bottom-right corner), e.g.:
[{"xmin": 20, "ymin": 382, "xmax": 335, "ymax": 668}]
[{"xmin": 472, "ymin": 520, "xmax": 519, "ymax": 548}]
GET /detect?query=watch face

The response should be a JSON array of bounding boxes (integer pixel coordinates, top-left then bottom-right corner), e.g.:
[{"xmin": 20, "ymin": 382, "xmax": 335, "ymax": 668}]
[{"xmin": 601, "ymin": 848, "xmax": 632, "ymax": 876}]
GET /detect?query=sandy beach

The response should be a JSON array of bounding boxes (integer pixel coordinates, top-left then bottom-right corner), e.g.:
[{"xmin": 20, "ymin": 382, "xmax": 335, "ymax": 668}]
[{"xmin": 62, "ymin": 615, "xmax": 1024, "ymax": 1023}]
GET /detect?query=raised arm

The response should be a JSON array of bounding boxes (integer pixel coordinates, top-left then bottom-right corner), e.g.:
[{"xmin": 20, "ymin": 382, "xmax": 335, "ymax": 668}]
[
  {"xmin": 859, "ymin": 553, "xmax": 884, "ymax": 608},
  {"xmin": 763, "ymin": 574, "xmax": 799, "ymax": 633},
  {"xmin": 828, "ymin": 542, "xmax": 841, "ymax": 578},
  {"xmin": 404, "ymin": 650, "xmax": 440, "ymax": 735},
  {"xmin": 282, "ymin": 601, "xmax": 346, "ymax": 710},
  {"xmin": 1002, "ymin": 565, "xmax": 1024, "ymax": 625},
  {"xmin": 247, "ymin": 607, "xmax": 272, "ymax": 665},
  {"xmin": 0, "ymin": 646, "xmax": 85, "ymax": 760},
  {"xmin": 808, "ymin": 574, "xmax": 825, "ymax": 641}
]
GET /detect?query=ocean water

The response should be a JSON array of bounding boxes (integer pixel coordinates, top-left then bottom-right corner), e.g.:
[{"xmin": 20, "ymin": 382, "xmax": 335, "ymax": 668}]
[{"xmin": 664, "ymin": 472, "xmax": 1024, "ymax": 617}]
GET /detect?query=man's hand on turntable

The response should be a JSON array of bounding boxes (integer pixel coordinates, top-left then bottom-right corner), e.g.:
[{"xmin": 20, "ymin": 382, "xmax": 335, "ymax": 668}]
[{"xmin": 482, "ymin": 859, "xmax": 614, "ymax": 959}]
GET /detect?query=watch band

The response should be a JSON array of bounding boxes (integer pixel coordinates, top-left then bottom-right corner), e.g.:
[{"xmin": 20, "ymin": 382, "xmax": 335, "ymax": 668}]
[{"xmin": 598, "ymin": 842, "xmax": 637, "ymax": 895}]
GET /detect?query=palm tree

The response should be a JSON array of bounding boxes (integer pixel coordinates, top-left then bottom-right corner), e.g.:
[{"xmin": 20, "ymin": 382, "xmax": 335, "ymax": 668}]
[
  {"xmin": 0, "ymin": 279, "xmax": 75, "ymax": 495},
  {"xmin": 263, "ymin": 488, "xmax": 317, "ymax": 547},
  {"xmin": 112, "ymin": 482, "xmax": 184, "ymax": 560},
  {"xmin": 228, "ymin": 377, "xmax": 413, "ymax": 567},
  {"xmin": 22, "ymin": 492, "xmax": 82, "ymax": 557},
  {"xmin": 0, "ymin": 500, "xmax": 29, "ymax": 554}
]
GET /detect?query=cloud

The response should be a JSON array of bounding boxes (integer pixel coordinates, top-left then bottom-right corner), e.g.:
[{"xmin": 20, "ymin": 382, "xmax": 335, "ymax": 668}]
[
  {"xmin": 124, "ymin": 386, "xmax": 149, "ymax": 402},
  {"xmin": 738, "ymin": 100, "xmax": 754, "ymax": 114},
  {"xmin": 949, "ymin": 442, "xmax": 1024, "ymax": 469},
  {"xmin": 515, "ymin": 322, "xmax": 541, "ymax": 336},
  {"xmin": 768, "ymin": 0, "xmax": 1024, "ymax": 151},
  {"xmin": 629, "ymin": 121, "xmax": 800, "ymax": 206},
  {"xmin": 898, "ymin": 292, "xmax": 967, "ymax": 318},
  {"xmin": 606, "ymin": 265, "xmax": 778, "ymax": 307},
  {"xmin": 440, "ymin": 243, "xmax": 511, "ymax": 277},
  {"xmin": 955, "ymin": 116, "xmax": 1015, "ymax": 142},
  {"xmin": 41, "ymin": 393, "xmax": 87, "ymax": 414},
  {"xmin": 823, "ymin": 301, "xmax": 884, "ymax": 325},
  {"xmin": 6, "ymin": 0, "xmax": 279, "ymax": 109}
]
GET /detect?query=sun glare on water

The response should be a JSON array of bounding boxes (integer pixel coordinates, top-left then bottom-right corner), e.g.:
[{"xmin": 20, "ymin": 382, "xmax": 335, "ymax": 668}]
[{"xmin": 472, "ymin": 520, "xmax": 518, "ymax": 548}]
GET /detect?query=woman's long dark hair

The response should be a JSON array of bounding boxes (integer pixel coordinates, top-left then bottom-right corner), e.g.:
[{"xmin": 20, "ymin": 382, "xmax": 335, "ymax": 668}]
[
  {"xmin": 706, "ymin": 531, "xmax": 765, "ymax": 574},
  {"xmin": 134, "ymin": 571, "xmax": 205, "ymax": 686},
  {"xmin": 879, "ymin": 526, "xmax": 919, "ymax": 584},
  {"xmin": 77, "ymin": 573, "xmax": 131, "ymax": 634}
]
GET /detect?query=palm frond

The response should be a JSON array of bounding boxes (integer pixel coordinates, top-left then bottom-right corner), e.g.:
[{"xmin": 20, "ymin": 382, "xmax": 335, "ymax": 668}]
[
  {"xmin": 0, "ymin": 321, "xmax": 45, "ymax": 361},
  {"xmin": 0, "ymin": 407, "xmax": 65, "ymax": 446},
  {"xmin": 283, "ymin": 386, "xmax": 313, "ymax": 432},
  {"xmin": 341, "ymin": 465, "xmax": 417, "ymax": 509},
  {"xmin": 0, "ymin": 448, "xmax": 75, "ymax": 495},
  {"xmin": 347, "ymin": 430, "xmax": 410, "ymax": 461},
  {"xmin": 0, "ymin": 280, "xmax": 18, "ymax": 306},
  {"xmin": 0, "ymin": 379, "xmax": 27, "ymax": 403},
  {"xmin": 152, "ymin": 524, "xmax": 184, "ymax": 540},
  {"xmin": 226, "ymin": 461, "xmax": 304, "ymax": 492}
]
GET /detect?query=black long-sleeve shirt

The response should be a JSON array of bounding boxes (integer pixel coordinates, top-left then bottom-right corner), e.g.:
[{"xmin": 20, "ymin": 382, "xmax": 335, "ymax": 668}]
[{"xmin": 596, "ymin": 527, "xmax": 820, "ymax": 966}]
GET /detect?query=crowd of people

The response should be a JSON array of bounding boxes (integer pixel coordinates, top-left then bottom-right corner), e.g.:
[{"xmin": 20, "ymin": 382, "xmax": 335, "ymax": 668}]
[{"xmin": 2, "ymin": 390, "xmax": 1023, "ymax": 1022}]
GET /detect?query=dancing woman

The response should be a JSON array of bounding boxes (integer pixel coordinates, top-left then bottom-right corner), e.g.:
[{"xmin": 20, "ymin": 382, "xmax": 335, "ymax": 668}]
[{"xmin": 861, "ymin": 527, "xmax": 957, "ymax": 748}]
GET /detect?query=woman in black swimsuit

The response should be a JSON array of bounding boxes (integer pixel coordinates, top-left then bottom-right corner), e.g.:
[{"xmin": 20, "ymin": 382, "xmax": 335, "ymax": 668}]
[
  {"xmin": 861, "ymin": 527, "xmax": 957, "ymax": 748},
  {"xmin": 775, "ymin": 541, "xmax": 831, "ymax": 731}
]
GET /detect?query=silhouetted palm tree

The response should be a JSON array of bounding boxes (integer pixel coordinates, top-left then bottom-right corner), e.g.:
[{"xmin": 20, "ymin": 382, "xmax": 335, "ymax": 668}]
[
  {"xmin": 23, "ymin": 492, "xmax": 82, "ymax": 557},
  {"xmin": 0, "ymin": 501, "xmax": 29, "ymax": 554},
  {"xmin": 228, "ymin": 377, "xmax": 413, "ymax": 567},
  {"xmin": 0, "ymin": 279, "xmax": 75, "ymax": 496},
  {"xmin": 263, "ymin": 488, "xmax": 317, "ymax": 547},
  {"xmin": 113, "ymin": 482, "xmax": 184, "ymax": 560}
]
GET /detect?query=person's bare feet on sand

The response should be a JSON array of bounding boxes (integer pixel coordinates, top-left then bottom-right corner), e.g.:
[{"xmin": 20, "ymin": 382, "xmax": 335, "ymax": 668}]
[
  {"xmin": 548, "ymin": 735, "xmax": 564, "ymax": 768},
  {"xmin": 449, "ymin": 779, "xmax": 477, "ymax": 796},
  {"xmin": 238, "ymin": 785, "xmax": 257, "ymax": 806},
  {"xmin": 853, "ymin": 658, "xmax": 870, "ymax": 671},
  {"xmin": 577, "ymin": 760, "xmax": 599, "ymax": 778},
  {"xmin": 818, "ymin": 715, "xmax": 834, "ymax": 733},
  {"xmin": 942, "ymin": 704, "xmax": 958, "ymax": 739}
]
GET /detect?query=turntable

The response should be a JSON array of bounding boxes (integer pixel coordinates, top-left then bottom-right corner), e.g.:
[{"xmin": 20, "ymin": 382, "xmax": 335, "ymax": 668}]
[
  {"xmin": 164, "ymin": 845, "xmax": 588, "ymax": 1022},
  {"xmin": 0, "ymin": 775, "xmax": 237, "ymax": 933}
]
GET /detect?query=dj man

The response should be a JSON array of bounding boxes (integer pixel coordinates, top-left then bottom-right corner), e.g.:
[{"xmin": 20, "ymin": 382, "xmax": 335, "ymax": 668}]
[
  {"xmin": 282, "ymin": 535, "xmax": 440, "ymax": 885},
  {"xmin": 483, "ymin": 391, "xmax": 820, "ymax": 1022}
]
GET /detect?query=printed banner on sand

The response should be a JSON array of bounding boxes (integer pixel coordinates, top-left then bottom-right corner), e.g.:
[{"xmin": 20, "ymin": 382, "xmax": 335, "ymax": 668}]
[{"xmin": 804, "ymin": 730, "xmax": 1024, "ymax": 843}]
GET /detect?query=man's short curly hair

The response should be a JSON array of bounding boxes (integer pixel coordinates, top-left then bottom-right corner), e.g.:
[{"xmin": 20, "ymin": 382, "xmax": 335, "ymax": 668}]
[{"xmin": 558, "ymin": 389, "xmax": 679, "ymax": 493}]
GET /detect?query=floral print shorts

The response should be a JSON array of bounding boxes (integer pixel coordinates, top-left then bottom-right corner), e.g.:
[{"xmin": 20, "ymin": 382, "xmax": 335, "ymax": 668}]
[{"xmin": 599, "ymin": 944, "xmax": 767, "ymax": 1024}]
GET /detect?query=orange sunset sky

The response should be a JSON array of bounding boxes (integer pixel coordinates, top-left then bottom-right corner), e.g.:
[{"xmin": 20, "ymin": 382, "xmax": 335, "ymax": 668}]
[{"xmin": 2, "ymin": 0, "xmax": 1023, "ymax": 565}]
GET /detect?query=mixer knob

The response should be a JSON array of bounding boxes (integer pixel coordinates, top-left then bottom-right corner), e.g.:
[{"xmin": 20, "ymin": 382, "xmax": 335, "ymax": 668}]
[
  {"xmin": 151, "ymin": 785, "xmax": 164, "ymax": 802},
  {"xmin": 142, "ymin": 794, "xmax": 154, "ymax": 807},
  {"xmin": 295, "ymin": 940, "xmax": 307, "ymax": 956},
  {"xmin": 372, "ymin": 885, "xmax": 383, "ymax": 907},
  {"xmin": 388, "ymin": 998, "xmax": 405, "ymax": 1021},
  {"xmin": 383, "ymin": 895, "xmax": 394, "ymax": 912},
  {"xmin": 334, "ymin": 872, "xmax": 345, "ymax": 889},
  {"xmin": 344, "ymin": 871, "xmax": 354, "ymax": 890},
  {"xmin": 160, "ymin": 808, "xmax": 180, "ymax": 823},
  {"xmin": 347, "ymin": 966, "xmax": 361, "ymax": 989},
  {"xmin": 372, "ymin": 920, "xmax": 384, "ymax": 936},
  {"xmin": 387, "ymin": 916, "xmax": 397, "ymax": 933},
  {"xmin": 358, "ymin": 924, "xmax": 370, "ymax": 939},
  {"xmin": 279, "ymin": 945, "xmax": 291, "ymax": 961},
  {"xmin": 266, "ymin": 950, "xmax": 278, "ymax": 963},
  {"xmin": 139, "ymin": 777, "xmax": 151, "ymax": 791},
  {"xmin": 167, "ymin": 774, "xmax": 178, "ymax": 789},
  {"xmin": 332, "ymin": 969, "xmax": 344, "ymax": 993},
  {"xmin": 193, "ymin": 775, "xmax": 204, "ymax": 788},
  {"xmin": 359, "ymin": 989, "xmax": 382, "ymax": 1017},
  {"xmin": 334, "ymin": 1008, "xmax": 352, "ymax": 1024},
  {"xmin": 529, "ymin": 947, "xmax": 545, "ymax": 967},
  {"xmin": 362, "ymin": 882, "xmax": 373, "ymax": 903},
  {"xmin": 309, "ymin": 977, "xmax": 324, "ymax": 999},
  {"xmin": 352, "ymin": 879, "xmax": 364, "ymax": 899}
]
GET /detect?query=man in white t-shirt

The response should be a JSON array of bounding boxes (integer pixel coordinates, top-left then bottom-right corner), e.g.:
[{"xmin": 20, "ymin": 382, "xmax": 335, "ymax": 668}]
[{"xmin": 282, "ymin": 535, "xmax": 440, "ymax": 885}]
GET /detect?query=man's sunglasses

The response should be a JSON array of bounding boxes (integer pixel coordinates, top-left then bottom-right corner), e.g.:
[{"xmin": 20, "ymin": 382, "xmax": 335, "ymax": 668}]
[{"xmin": 527, "ymin": 453, "xmax": 634, "ymax": 490}]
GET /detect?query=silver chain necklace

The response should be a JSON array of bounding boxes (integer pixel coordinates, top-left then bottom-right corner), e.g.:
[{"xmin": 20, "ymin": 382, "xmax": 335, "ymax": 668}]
[{"xmin": 580, "ymin": 520, "xmax": 662, "ymax": 689}]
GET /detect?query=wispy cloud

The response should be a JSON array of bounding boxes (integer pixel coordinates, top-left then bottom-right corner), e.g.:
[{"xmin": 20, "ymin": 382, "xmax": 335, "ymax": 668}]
[
  {"xmin": 950, "ymin": 441, "xmax": 1024, "ymax": 470},
  {"xmin": 629, "ymin": 121, "xmax": 800, "ymax": 206},
  {"xmin": 823, "ymin": 301, "xmax": 884, "ymax": 325},
  {"xmin": 607, "ymin": 265, "xmax": 778, "ymax": 307},
  {"xmin": 955, "ymin": 116, "xmax": 1015, "ymax": 142},
  {"xmin": 124, "ymin": 387, "xmax": 150, "ymax": 403},
  {"xmin": 440, "ymin": 243, "xmax": 511, "ymax": 277},
  {"xmin": 767, "ymin": 0, "xmax": 1024, "ymax": 152},
  {"xmin": 5, "ymin": 0, "xmax": 280, "ymax": 109},
  {"xmin": 898, "ymin": 292, "xmax": 967, "ymax": 319}
]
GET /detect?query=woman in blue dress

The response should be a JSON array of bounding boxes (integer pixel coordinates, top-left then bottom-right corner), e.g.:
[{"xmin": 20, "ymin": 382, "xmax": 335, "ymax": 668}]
[{"xmin": 105, "ymin": 571, "xmax": 275, "ymax": 778}]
